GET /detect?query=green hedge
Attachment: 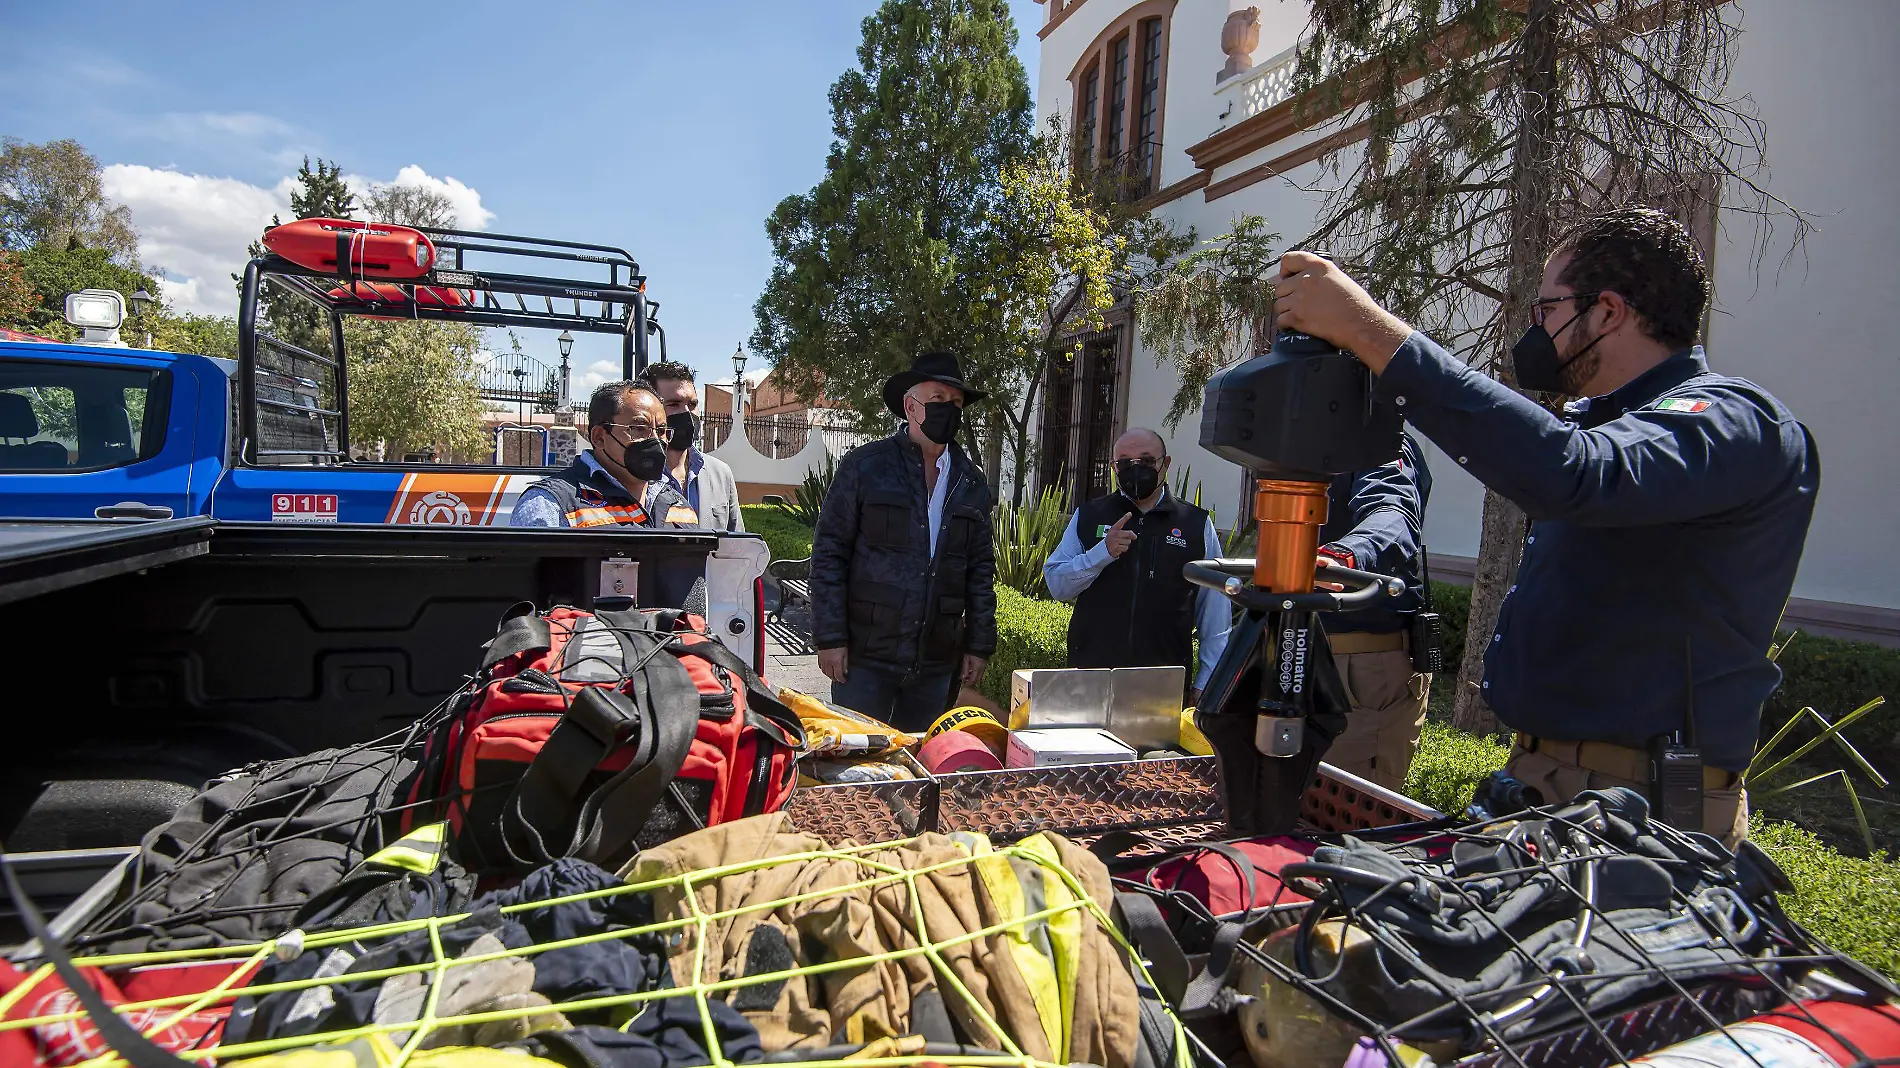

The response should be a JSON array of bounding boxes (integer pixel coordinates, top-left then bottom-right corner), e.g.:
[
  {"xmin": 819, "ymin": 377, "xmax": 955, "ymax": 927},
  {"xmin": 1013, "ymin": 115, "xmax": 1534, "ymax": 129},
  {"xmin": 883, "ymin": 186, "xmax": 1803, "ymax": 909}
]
[
  {"xmin": 1750, "ymin": 819, "xmax": 1900, "ymax": 977},
  {"xmin": 978, "ymin": 586, "xmax": 1072, "ymax": 703},
  {"xmin": 742, "ymin": 504, "xmax": 815, "ymax": 576}
]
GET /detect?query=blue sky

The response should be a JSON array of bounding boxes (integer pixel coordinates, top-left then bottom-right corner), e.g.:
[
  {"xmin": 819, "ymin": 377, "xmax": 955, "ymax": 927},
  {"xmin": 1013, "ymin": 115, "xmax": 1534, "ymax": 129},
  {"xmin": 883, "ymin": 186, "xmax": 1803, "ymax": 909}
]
[{"xmin": 0, "ymin": 0, "xmax": 1044, "ymax": 392}]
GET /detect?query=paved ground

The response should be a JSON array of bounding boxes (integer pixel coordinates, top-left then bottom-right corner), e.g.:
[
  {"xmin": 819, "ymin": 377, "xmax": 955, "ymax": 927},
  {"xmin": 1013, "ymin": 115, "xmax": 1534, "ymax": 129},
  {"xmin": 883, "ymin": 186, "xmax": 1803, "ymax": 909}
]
[{"xmin": 762, "ymin": 589, "xmax": 829, "ymax": 697}]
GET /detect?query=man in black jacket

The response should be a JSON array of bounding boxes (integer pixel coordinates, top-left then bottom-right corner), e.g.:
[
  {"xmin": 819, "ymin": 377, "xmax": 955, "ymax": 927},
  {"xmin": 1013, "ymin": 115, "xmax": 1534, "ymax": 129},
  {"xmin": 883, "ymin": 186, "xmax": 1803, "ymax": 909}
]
[{"xmin": 810, "ymin": 352, "xmax": 999, "ymax": 730}]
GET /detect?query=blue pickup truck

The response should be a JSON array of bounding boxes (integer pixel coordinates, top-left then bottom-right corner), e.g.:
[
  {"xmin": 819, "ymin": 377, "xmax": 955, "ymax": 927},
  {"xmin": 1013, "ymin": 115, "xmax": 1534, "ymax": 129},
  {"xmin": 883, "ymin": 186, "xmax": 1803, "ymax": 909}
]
[{"xmin": 0, "ymin": 227, "xmax": 770, "ymax": 854}]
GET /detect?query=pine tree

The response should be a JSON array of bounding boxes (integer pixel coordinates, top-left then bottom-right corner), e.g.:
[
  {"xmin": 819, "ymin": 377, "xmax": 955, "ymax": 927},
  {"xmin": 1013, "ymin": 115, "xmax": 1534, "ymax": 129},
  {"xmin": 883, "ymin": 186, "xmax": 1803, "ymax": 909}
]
[
  {"xmin": 1289, "ymin": 0, "xmax": 1808, "ymax": 733},
  {"xmin": 242, "ymin": 157, "xmax": 359, "ymax": 353},
  {"xmin": 751, "ymin": 0, "xmax": 1033, "ymax": 470}
]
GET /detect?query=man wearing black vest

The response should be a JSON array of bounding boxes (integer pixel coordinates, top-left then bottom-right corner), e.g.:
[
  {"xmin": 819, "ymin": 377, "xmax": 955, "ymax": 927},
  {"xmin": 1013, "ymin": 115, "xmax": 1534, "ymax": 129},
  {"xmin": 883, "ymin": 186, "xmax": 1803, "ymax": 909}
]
[{"xmin": 1044, "ymin": 428, "xmax": 1231, "ymax": 706}]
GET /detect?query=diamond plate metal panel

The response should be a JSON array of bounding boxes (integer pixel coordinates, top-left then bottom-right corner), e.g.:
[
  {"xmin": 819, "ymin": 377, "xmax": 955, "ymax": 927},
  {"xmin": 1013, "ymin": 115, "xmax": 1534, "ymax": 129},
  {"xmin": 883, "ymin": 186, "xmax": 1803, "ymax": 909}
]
[
  {"xmin": 935, "ymin": 755, "xmax": 1226, "ymax": 841},
  {"xmin": 783, "ymin": 777, "xmax": 934, "ymax": 845}
]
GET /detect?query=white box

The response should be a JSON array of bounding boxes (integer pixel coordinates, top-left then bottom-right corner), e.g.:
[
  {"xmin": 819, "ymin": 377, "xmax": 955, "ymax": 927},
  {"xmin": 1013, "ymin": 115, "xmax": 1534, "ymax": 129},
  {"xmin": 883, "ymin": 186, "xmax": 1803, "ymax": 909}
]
[{"xmin": 1005, "ymin": 727, "xmax": 1137, "ymax": 768}]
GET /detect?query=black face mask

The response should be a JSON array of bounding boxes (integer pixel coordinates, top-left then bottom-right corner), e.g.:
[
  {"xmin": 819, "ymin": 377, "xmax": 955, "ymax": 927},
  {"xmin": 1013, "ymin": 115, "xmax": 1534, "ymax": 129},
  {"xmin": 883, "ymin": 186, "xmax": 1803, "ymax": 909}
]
[
  {"xmin": 917, "ymin": 400, "xmax": 962, "ymax": 445},
  {"xmin": 1512, "ymin": 307, "xmax": 1607, "ymax": 395},
  {"xmin": 665, "ymin": 410, "xmax": 697, "ymax": 453},
  {"xmin": 610, "ymin": 434, "xmax": 669, "ymax": 483},
  {"xmin": 1115, "ymin": 460, "xmax": 1161, "ymax": 503}
]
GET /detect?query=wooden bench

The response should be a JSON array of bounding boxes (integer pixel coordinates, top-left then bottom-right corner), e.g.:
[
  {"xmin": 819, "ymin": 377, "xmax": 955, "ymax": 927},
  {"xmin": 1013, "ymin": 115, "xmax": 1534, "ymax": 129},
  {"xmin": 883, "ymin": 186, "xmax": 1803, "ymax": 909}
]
[{"xmin": 767, "ymin": 555, "xmax": 813, "ymax": 622}]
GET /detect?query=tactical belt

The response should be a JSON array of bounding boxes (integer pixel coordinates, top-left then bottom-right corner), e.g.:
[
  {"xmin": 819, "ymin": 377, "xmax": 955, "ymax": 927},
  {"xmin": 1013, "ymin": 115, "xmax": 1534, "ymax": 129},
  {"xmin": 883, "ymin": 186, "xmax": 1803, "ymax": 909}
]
[
  {"xmin": 1327, "ymin": 629, "xmax": 1408, "ymax": 655},
  {"xmin": 1514, "ymin": 734, "xmax": 1741, "ymax": 790}
]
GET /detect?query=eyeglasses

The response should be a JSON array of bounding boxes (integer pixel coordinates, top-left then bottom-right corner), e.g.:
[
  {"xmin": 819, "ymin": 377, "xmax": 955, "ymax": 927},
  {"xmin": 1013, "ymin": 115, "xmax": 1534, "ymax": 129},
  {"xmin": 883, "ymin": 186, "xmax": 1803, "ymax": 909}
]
[
  {"xmin": 1530, "ymin": 291, "xmax": 1602, "ymax": 328},
  {"xmin": 1115, "ymin": 457, "xmax": 1161, "ymax": 470},
  {"xmin": 601, "ymin": 422, "xmax": 659, "ymax": 443}
]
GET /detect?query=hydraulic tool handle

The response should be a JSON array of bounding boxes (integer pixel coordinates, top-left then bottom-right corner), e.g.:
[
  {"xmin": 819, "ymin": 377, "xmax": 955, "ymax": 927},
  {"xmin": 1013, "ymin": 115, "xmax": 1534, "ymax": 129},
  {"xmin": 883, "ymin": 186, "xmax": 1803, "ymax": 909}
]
[{"xmin": 1184, "ymin": 557, "xmax": 1405, "ymax": 613}]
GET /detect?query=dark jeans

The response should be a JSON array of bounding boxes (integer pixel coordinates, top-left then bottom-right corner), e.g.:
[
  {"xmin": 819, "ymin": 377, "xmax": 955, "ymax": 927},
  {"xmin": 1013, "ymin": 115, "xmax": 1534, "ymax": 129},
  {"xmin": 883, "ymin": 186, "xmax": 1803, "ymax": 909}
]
[{"xmin": 832, "ymin": 660, "xmax": 956, "ymax": 733}]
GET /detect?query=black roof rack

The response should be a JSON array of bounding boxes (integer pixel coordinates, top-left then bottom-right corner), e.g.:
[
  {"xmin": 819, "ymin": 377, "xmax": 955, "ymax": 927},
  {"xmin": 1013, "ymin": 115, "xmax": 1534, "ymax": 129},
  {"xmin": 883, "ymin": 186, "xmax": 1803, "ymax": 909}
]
[
  {"xmin": 243, "ymin": 226, "xmax": 662, "ymax": 348},
  {"xmin": 235, "ymin": 225, "xmax": 667, "ymax": 466}
]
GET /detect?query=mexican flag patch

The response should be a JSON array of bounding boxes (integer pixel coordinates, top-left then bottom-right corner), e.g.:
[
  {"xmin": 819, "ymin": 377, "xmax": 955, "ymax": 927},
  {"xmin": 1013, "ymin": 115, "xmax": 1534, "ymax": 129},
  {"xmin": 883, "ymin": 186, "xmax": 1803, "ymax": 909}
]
[{"xmin": 1656, "ymin": 398, "xmax": 1711, "ymax": 413}]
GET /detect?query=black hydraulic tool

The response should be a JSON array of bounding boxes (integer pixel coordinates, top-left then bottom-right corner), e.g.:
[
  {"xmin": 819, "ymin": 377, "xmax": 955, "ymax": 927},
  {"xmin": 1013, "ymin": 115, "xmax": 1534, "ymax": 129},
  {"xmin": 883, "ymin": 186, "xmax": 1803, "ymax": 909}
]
[{"xmin": 1191, "ymin": 321, "xmax": 1408, "ymax": 834}]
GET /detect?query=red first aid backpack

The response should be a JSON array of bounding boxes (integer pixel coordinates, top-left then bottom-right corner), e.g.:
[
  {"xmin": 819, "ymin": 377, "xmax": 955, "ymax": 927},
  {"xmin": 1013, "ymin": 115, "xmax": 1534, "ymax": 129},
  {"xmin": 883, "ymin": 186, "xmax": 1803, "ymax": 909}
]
[{"xmin": 411, "ymin": 604, "xmax": 804, "ymax": 874}]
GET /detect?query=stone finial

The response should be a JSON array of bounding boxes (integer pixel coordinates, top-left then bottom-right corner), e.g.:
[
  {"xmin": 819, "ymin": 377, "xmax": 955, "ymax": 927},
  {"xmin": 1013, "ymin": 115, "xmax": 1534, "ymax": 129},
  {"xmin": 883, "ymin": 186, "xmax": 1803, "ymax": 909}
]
[{"xmin": 1220, "ymin": 7, "xmax": 1262, "ymax": 81}]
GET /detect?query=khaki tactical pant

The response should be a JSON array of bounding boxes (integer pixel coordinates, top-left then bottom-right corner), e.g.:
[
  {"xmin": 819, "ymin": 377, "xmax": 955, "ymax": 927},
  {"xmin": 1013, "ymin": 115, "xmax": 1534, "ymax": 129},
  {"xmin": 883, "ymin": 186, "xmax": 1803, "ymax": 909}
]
[
  {"xmin": 1326, "ymin": 638, "xmax": 1428, "ymax": 793},
  {"xmin": 1505, "ymin": 737, "xmax": 1749, "ymax": 849}
]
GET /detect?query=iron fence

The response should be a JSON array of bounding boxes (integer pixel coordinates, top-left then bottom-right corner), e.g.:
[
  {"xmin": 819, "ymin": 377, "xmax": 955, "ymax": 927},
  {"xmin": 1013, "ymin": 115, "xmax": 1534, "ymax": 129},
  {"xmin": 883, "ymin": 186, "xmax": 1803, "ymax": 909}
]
[{"xmin": 700, "ymin": 413, "xmax": 879, "ymax": 459}]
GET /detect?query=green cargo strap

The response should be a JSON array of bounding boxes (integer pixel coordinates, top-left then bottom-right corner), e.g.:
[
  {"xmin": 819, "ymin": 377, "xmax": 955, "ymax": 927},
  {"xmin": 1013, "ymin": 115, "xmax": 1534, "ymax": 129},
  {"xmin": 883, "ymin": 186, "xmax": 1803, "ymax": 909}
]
[{"xmin": 362, "ymin": 822, "xmax": 447, "ymax": 875}]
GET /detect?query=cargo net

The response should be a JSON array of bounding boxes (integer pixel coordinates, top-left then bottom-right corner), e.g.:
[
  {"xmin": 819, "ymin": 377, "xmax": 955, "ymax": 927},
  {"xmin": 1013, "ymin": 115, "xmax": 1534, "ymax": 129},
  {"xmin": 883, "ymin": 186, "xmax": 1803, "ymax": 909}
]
[
  {"xmin": 1173, "ymin": 787, "xmax": 1897, "ymax": 1068},
  {"xmin": 2, "ymin": 831, "xmax": 1186, "ymax": 1068}
]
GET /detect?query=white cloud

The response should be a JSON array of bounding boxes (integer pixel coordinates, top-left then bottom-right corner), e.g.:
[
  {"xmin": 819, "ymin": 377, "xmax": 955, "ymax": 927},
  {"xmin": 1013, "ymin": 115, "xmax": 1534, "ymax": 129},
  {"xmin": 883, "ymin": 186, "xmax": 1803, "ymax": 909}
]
[
  {"xmin": 575, "ymin": 358, "xmax": 621, "ymax": 396},
  {"xmin": 99, "ymin": 162, "xmax": 496, "ymax": 319},
  {"xmin": 101, "ymin": 164, "xmax": 294, "ymax": 317},
  {"xmin": 157, "ymin": 110, "xmax": 298, "ymax": 141},
  {"xmin": 347, "ymin": 165, "xmax": 495, "ymax": 230}
]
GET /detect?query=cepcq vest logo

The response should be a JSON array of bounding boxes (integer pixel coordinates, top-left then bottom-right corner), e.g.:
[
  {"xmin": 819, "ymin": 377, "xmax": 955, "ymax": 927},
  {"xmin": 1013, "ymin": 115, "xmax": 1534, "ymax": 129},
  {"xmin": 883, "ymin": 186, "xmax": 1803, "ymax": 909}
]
[
  {"xmin": 408, "ymin": 490, "xmax": 472, "ymax": 526},
  {"xmin": 1166, "ymin": 526, "xmax": 1188, "ymax": 548}
]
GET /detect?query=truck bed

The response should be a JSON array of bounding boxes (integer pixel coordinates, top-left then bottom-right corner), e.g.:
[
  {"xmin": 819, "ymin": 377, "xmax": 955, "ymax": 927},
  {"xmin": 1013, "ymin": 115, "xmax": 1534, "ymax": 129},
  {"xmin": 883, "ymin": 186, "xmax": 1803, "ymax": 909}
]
[{"xmin": 0, "ymin": 519, "xmax": 739, "ymax": 851}]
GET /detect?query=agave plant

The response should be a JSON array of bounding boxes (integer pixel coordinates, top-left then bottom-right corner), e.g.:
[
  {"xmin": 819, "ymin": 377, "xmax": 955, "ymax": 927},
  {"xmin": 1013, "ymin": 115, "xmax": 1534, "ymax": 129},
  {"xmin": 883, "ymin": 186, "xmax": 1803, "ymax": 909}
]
[
  {"xmin": 778, "ymin": 453, "xmax": 838, "ymax": 528},
  {"xmin": 1170, "ymin": 466, "xmax": 1254, "ymax": 556},
  {"xmin": 992, "ymin": 486, "xmax": 1072, "ymax": 599},
  {"xmin": 1744, "ymin": 630, "xmax": 1891, "ymax": 854}
]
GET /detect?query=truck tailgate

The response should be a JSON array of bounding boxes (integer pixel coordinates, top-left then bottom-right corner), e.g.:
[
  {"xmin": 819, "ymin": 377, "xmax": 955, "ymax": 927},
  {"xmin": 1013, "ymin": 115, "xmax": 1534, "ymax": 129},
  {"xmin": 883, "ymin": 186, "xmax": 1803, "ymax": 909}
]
[{"xmin": 0, "ymin": 517, "xmax": 215, "ymax": 605}]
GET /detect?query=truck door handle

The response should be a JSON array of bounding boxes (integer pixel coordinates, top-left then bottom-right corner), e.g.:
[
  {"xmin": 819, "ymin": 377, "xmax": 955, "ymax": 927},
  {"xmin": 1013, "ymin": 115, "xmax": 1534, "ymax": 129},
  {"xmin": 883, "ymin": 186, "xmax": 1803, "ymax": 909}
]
[{"xmin": 95, "ymin": 502, "xmax": 175, "ymax": 520}]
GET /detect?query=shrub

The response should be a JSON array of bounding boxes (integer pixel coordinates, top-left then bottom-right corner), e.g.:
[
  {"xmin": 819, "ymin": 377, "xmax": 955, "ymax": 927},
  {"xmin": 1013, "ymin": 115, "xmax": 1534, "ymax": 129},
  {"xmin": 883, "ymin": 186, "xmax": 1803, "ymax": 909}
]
[
  {"xmin": 992, "ymin": 487, "xmax": 1071, "ymax": 598},
  {"xmin": 1764, "ymin": 631, "xmax": 1900, "ymax": 772},
  {"xmin": 741, "ymin": 505, "xmax": 814, "ymax": 575},
  {"xmin": 977, "ymin": 586, "xmax": 1072, "ymax": 705},
  {"xmin": 1750, "ymin": 818, "xmax": 1900, "ymax": 977},
  {"xmin": 777, "ymin": 453, "xmax": 838, "ymax": 528},
  {"xmin": 1404, "ymin": 720, "xmax": 1509, "ymax": 816}
]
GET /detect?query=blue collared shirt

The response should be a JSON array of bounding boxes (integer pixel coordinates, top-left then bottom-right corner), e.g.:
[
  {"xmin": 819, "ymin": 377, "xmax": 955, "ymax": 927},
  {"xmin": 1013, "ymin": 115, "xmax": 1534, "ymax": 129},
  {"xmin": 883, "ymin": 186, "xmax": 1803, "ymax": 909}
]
[
  {"xmin": 1377, "ymin": 334, "xmax": 1819, "ymax": 769},
  {"xmin": 1043, "ymin": 489, "xmax": 1233, "ymax": 690},
  {"xmin": 661, "ymin": 448, "xmax": 706, "ymax": 515}
]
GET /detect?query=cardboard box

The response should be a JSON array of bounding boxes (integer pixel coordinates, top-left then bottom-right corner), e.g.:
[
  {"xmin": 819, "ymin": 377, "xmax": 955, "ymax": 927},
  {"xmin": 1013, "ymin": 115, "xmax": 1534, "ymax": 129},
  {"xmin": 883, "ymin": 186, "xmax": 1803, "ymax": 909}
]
[{"xmin": 1006, "ymin": 727, "xmax": 1137, "ymax": 768}]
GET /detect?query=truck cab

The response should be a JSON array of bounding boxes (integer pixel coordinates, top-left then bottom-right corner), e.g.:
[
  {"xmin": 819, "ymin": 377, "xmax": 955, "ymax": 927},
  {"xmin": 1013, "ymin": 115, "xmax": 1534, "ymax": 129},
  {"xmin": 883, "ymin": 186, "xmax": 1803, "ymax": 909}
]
[{"xmin": 0, "ymin": 226, "xmax": 771, "ymax": 852}]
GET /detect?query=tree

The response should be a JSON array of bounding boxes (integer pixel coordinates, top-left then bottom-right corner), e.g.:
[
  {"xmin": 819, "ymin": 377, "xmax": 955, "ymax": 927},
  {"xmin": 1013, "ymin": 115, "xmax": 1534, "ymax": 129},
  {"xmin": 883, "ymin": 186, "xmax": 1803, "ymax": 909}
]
[
  {"xmin": 987, "ymin": 115, "xmax": 1192, "ymax": 503},
  {"xmin": 0, "ymin": 252, "xmax": 40, "ymax": 329},
  {"xmin": 148, "ymin": 311, "xmax": 239, "ymax": 361},
  {"xmin": 0, "ymin": 137, "xmax": 139, "ymax": 263},
  {"xmin": 363, "ymin": 183, "xmax": 456, "ymax": 229},
  {"xmin": 11, "ymin": 241, "xmax": 159, "ymax": 340},
  {"xmin": 751, "ymin": 0, "xmax": 1034, "ymax": 478},
  {"xmin": 344, "ymin": 318, "xmax": 488, "ymax": 461},
  {"xmin": 1133, "ymin": 215, "xmax": 1281, "ymax": 431},
  {"xmin": 242, "ymin": 157, "xmax": 358, "ymax": 352},
  {"xmin": 1288, "ymin": 0, "xmax": 1807, "ymax": 734}
]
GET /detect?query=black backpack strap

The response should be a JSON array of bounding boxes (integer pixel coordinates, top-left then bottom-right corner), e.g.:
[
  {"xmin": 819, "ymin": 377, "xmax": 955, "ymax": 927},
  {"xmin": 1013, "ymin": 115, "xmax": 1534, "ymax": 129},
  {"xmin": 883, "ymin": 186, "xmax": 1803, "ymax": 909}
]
[
  {"xmin": 501, "ymin": 628, "xmax": 701, "ymax": 870},
  {"xmin": 481, "ymin": 602, "xmax": 552, "ymax": 672},
  {"xmin": 661, "ymin": 630, "xmax": 806, "ymax": 752}
]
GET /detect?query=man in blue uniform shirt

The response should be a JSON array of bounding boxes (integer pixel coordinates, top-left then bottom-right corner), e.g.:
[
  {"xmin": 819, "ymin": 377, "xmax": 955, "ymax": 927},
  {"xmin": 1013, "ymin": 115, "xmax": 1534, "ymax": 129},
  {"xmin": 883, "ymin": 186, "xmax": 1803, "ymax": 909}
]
[
  {"xmin": 1273, "ymin": 207, "xmax": 1818, "ymax": 846},
  {"xmin": 1315, "ymin": 432, "xmax": 1433, "ymax": 792}
]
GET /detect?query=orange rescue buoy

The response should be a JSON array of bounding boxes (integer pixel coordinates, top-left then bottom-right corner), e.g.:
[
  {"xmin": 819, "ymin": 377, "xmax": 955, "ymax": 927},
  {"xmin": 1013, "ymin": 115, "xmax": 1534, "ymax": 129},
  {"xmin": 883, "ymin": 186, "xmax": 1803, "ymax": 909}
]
[{"xmin": 265, "ymin": 217, "xmax": 435, "ymax": 279}]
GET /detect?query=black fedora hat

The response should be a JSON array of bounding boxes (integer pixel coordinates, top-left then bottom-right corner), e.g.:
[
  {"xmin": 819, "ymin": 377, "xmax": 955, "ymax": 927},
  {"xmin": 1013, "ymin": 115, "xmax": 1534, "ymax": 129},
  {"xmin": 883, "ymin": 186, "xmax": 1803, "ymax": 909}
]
[{"xmin": 882, "ymin": 351, "xmax": 987, "ymax": 417}]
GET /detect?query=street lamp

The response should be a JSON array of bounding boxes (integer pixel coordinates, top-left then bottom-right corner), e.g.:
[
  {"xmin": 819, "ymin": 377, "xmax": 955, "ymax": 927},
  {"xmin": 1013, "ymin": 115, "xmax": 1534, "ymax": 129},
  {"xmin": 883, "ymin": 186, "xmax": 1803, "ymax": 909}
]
[
  {"xmin": 511, "ymin": 366, "xmax": 528, "ymax": 423},
  {"xmin": 731, "ymin": 346, "xmax": 747, "ymax": 420},
  {"xmin": 556, "ymin": 330, "xmax": 575, "ymax": 411},
  {"xmin": 129, "ymin": 289, "xmax": 155, "ymax": 348}
]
